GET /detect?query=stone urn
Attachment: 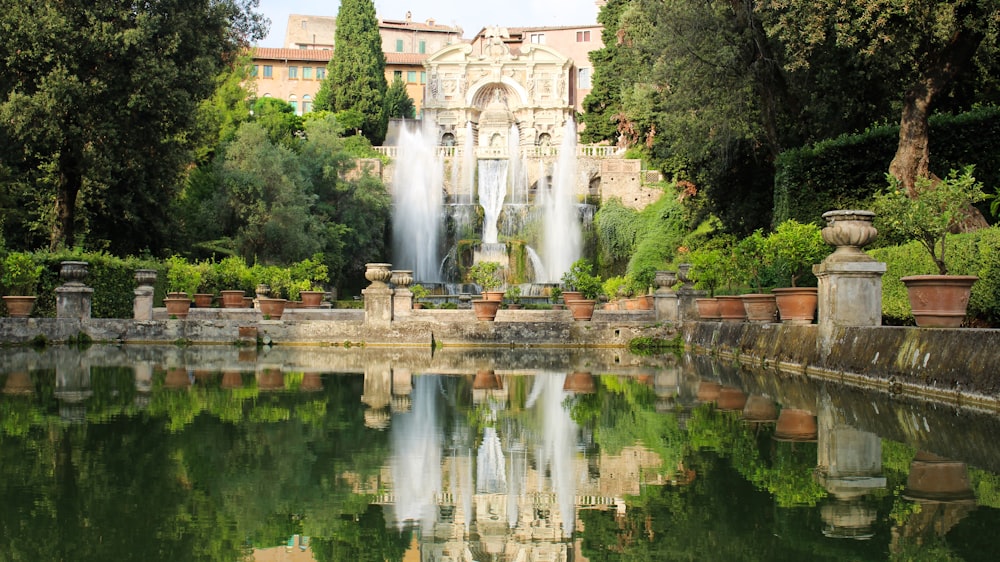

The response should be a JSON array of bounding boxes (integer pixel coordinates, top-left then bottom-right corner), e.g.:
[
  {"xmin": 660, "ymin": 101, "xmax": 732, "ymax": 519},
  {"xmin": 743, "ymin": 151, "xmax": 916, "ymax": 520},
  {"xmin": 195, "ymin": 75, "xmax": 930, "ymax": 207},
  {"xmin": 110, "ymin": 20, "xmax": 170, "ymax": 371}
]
[
  {"xmin": 821, "ymin": 210, "xmax": 878, "ymax": 262},
  {"xmin": 59, "ymin": 261, "xmax": 89, "ymax": 286},
  {"xmin": 654, "ymin": 270, "xmax": 677, "ymax": 293},
  {"xmin": 677, "ymin": 263, "xmax": 694, "ymax": 290},
  {"xmin": 134, "ymin": 268, "xmax": 157, "ymax": 288},
  {"xmin": 390, "ymin": 269, "xmax": 414, "ymax": 289},
  {"xmin": 364, "ymin": 263, "xmax": 393, "ymax": 288}
]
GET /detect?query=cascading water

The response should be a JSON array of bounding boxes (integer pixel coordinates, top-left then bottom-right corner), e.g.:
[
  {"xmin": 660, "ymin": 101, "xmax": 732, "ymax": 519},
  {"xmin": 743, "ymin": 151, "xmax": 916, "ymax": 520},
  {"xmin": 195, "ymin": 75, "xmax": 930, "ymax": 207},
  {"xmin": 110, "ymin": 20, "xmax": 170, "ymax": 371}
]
[
  {"xmin": 462, "ymin": 122, "xmax": 476, "ymax": 204},
  {"xmin": 539, "ymin": 117, "xmax": 583, "ymax": 282},
  {"xmin": 478, "ymin": 159, "xmax": 508, "ymax": 244},
  {"xmin": 391, "ymin": 122, "xmax": 443, "ymax": 281}
]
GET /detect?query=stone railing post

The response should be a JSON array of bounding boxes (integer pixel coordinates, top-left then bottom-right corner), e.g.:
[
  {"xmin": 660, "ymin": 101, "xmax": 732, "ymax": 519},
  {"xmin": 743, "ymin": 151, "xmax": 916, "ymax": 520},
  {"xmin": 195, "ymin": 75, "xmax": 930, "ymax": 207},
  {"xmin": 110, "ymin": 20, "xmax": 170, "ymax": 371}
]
[
  {"xmin": 56, "ymin": 261, "xmax": 93, "ymax": 319},
  {"xmin": 814, "ymin": 210, "xmax": 887, "ymax": 356},
  {"xmin": 653, "ymin": 270, "xmax": 679, "ymax": 323},
  {"xmin": 675, "ymin": 263, "xmax": 706, "ymax": 322},
  {"xmin": 362, "ymin": 263, "xmax": 394, "ymax": 327},
  {"xmin": 133, "ymin": 269, "xmax": 156, "ymax": 320},
  {"xmin": 391, "ymin": 270, "xmax": 414, "ymax": 317}
]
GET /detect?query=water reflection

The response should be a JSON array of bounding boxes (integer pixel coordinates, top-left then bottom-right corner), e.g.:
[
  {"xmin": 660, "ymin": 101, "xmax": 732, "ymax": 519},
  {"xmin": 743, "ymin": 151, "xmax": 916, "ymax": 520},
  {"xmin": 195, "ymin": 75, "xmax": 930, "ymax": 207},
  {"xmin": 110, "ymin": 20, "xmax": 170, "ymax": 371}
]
[{"xmin": 1, "ymin": 346, "xmax": 1000, "ymax": 560}]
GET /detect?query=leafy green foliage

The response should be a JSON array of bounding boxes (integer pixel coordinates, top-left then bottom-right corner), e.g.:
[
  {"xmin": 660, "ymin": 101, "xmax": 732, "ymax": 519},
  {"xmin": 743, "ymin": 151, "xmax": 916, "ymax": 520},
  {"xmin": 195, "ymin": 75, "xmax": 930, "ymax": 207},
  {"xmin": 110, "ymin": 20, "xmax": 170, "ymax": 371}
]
[
  {"xmin": 313, "ymin": 0, "xmax": 388, "ymax": 145},
  {"xmin": 765, "ymin": 220, "xmax": 829, "ymax": 287},
  {"xmin": 561, "ymin": 259, "xmax": 604, "ymax": 299},
  {"xmin": 165, "ymin": 256, "xmax": 202, "ymax": 297},
  {"xmin": 384, "ymin": 77, "xmax": 416, "ymax": 119},
  {"xmin": 467, "ymin": 261, "xmax": 503, "ymax": 291},
  {"xmin": 0, "ymin": 252, "xmax": 42, "ymax": 295},
  {"xmin": 872, "ymin": 167, "xmax": 987, "ymax": 275}
]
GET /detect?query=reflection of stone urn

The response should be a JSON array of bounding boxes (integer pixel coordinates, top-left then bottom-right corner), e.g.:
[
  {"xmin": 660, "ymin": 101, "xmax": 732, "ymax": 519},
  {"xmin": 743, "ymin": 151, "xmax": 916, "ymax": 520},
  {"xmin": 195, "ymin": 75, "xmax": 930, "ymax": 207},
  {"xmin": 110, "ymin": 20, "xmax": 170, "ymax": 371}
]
[
  {"xmin": 821, "ymin": 210, "xmax": 878, "ymax": 262},
  {"xmin": 364, "ymin": 263, "xmax": 393, "ymax": 288},
  {"xmin": 774, "ymin": 408, "xmax": 818, "ymax": 441}
]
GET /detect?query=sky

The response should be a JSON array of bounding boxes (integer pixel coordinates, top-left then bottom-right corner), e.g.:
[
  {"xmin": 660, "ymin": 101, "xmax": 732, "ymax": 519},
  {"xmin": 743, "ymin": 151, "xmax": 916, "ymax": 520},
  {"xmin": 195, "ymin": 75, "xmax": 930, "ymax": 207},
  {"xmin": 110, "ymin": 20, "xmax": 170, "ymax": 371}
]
[{"xmin": 254, "ymin": 0, "xmax": 601, "ymax": 47}]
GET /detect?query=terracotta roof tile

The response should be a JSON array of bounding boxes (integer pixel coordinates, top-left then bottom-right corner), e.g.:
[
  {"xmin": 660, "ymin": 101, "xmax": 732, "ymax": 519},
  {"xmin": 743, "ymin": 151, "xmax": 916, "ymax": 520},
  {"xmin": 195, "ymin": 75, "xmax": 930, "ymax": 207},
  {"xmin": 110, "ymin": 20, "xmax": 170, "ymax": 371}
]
[
  {"xmin": 251, "ymin": 47, "xmax": 333, "ymax": 62},
  {"xmin": 385, "ymin": 52, "xmax": 429, "ymax": 64}
]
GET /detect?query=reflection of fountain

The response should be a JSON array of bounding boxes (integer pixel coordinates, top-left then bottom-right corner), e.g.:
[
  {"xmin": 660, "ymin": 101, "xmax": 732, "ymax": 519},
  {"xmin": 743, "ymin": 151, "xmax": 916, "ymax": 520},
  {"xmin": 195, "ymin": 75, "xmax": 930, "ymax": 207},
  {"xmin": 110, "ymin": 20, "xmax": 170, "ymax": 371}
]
[
  {"xmin": 528, "ymin": 373, "xmax": 579, "ymax": 537},
  {"xmin": 390, "ymin": 375, "xmax": 442, "ymax": 533}
]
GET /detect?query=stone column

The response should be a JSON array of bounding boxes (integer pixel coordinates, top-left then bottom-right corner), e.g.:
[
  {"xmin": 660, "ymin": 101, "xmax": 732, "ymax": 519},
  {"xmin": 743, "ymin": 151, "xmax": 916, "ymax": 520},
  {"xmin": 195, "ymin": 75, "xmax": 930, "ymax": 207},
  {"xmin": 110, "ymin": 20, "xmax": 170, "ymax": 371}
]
[
  {"xmin": 55, "ymin": 261, "xmax": 94, "ymax": 319},
  {"xmin": 653, "ymin": 270, "xmax": 679, "ymax": 323},
  {"xmin": 814, "ymin": 210, "xmax": 886, "ymax": 356},
  {"xmin": 362, "ymin": 263, "xmax": 394, "ymax": 327},
  {"xmin": 675, "ymin": 263, "xmax": 706, "ymax": 322},
  {"xmin": 133, "ymin": 269, "xmax": 156, "ymax": 320},
  {"xmin": 391, "ymin": 270, "xmax": 414, "ymax": 317}
]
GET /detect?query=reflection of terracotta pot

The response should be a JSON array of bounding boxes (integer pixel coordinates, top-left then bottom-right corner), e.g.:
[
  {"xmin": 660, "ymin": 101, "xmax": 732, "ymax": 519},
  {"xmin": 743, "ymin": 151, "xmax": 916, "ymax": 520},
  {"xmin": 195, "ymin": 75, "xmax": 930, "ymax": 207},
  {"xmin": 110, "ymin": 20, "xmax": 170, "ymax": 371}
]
[
  {"xmin": 772, "ymin": 287, "xmax": 818, "ymax": 324},
  {"xmin": 301, "ymin": 373, "xmax": 323, "ymax": 391},
  {"xmin": 258, "ymin": 369, "xmax": 284, "ymax": 391},
  {"xmin": 193, "ymin": 370, "xmax": 213, "ymax": 383},
  {"xmin": 716, "ymin": 296, "xmax": 746, "ymax": 322},
  {"xmin": 164, "ymin": 368, "xmax": 190, "ymax": 389},
  {"xmin": 3, "ymin": 372, "xmax": 34, "ymax": 394},
  {"xmin": 563, "ymin": 372, "xmax": 595, "ymax": 393},
  {"xmin": 220, "ymin": 290, "xmax": 245, "ymax": 308},
  {"xmin": 741, "ymin": 294, "xmax": 777, "ymax": 323},
  {"xmin": 696, "ymin": 381, "xmax": 722, "ymax": 403},
  {"xmin": 905, "ymin": 451, "xmax": 975, "ymax": 501},
  {"xmin": 473, "ymin": 370, "xmax": 502, "ymax": 390},
  {"xmin": 774, "ymin": 408, "xmax": 817, "ymax": 441},
  {"xmin": 716, "ymin": 386, "xmax": 748, "ymax": 411},
  {"xmin": 695, "ymin": 298, "xmax": 721, "ymax": 320},
  {"xmin": 742, "ymin": 395, "xmax": 778, "ymax": 422},
  {"xmin": 221, "ymin": 371, "xmax": 243, "ymax": 389}
]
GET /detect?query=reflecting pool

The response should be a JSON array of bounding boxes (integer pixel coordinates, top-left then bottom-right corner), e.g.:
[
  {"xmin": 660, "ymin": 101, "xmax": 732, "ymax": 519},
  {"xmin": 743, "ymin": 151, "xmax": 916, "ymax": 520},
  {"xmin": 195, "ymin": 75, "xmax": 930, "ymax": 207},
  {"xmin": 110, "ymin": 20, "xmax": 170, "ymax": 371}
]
[{"xmin": 1, "ymin": 345, "xmax": 999, "ymax": 561}]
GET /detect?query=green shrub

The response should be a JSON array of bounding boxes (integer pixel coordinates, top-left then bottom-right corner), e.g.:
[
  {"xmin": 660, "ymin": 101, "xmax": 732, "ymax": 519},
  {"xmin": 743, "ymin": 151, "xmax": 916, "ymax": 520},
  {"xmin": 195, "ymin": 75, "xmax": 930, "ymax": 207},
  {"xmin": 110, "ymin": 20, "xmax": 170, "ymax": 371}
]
[
  {"xmin": 561, "ymin": 259, "xmax": 603, "ymax": 300},
  {"xmin": 1, "ymin": 252, "xmax": 42, "ymax": 295}
]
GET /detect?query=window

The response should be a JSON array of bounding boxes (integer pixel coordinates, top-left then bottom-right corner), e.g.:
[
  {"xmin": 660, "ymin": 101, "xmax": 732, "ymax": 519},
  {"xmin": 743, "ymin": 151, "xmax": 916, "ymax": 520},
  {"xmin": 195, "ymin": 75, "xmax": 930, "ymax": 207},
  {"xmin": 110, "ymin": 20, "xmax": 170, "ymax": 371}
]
[
  {"xmin": 289, "ymin": 95, "xmax": 298, "ymax": 115},
  {"xmin": 396, "ymin": 39, "xmax": 404, "ymax": 52},
  {"xmin": 316, "ymin": 67, "xmax": 325, "ymax": 79},
  {"xmin": 301, "ymin": 20, "xmax": 307, "ymax": 29},
  {"xmin": 288, "ymin": 66, "xmax": 298, "ymax": 79},
  {"xmin": 302, "ymin": 95, "xmax": 312, "ymax": 114},
  {"xmin": 302, "ymin": 66, "xmax": 313, "ymax": 79},
  {"xmin": 576, "ymin": 30, "xmax": 591, "ymax": 42},
  {"xmin": 262, "ymin": 65, "xmax": 272, "ymax": 78},
  {"xmin": 393, "ymin": 70, "xmax": 403, "ymax": 81},
  {"xmin": 420, "ymin": 71, "xmax": 426, "ymax": 84},
  {"xmin": 250, "ymin": 65, "xmax": 258, "ymax": 77},
  {"xmin": 530, "ymin": 33, "xmax": 545, "ymax": 44},
  {"xmin": 407, "ymin": 71, "xmax": 417, "ymax": 83},
  {"xmin": 419, "ymin": 40, "xmax": 426, "ymax": 54},
  {"xmin": 578, "ymin": 67, "xmax": 592, "ymax": 89}
]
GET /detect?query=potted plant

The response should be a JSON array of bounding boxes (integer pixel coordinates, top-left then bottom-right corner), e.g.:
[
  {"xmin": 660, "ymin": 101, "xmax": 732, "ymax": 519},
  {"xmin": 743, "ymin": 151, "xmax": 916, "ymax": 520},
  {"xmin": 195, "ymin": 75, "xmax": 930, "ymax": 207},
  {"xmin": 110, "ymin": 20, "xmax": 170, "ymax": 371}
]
[
  {"xmin": 735, "ymin": 231, "xmax": 777, "ymax": 322},
  {"xmin": 164, "ymin": 256, "xmax": 200, "ymax": 318},
  {"xmin": 689, "ymin": 247, "xmax": 724, "ymax": 320},
  {"xmin": 505, "ymin": 285, "xmax": 523, "ymax": 309},
  {"xmin": 291, "ymin": 255, "xmax": 329, "ymax": 308},
  {"xmin": 560, "ymin": 259, "xmax": 603, "ymax": 321},
  {"xmin": 192, "ymin": 261, "xmax": 216, "ymax": 308},
  {"xmin": 872, "ymin": 166, "xmax": 987, "ymax": 327},
  {"xmin": 766, "ymin": 220, "xmax": 829, "ymax": 324},
  {"xmin": 216, "ymin": 256, "xmax": 251, "ymax": 308},
  {"xmin": 468, "ymin": 261, "xmax": 504, "ymax": 301},
  {"xmin": 410, "ymin": 284, "xmax": 430, "ymax": 309},
  {"xmin": 1, "ymin": 252, "xmax": 42, "ymax": 318}
]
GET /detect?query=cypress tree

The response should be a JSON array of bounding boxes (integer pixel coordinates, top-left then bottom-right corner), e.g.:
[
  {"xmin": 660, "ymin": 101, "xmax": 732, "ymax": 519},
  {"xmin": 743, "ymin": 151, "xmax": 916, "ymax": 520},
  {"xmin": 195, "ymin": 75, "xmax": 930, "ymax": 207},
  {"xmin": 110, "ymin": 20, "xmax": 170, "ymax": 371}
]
[{"xmin": 314, "ymin": 0, "xmax": 389, "ymax": 145}]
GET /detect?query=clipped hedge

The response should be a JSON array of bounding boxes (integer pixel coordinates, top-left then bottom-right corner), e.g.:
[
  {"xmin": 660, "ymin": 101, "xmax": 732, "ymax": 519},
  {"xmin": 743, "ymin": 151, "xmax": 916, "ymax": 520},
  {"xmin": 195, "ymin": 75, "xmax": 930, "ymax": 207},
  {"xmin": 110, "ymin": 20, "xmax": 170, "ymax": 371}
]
[
  {"xmin": 869, "ymin": 227, "xmax": 1000, "ymax": 326},
  {"xmin": 774, "ymin": 106, "xmax": 1000, "ymax": 225}
]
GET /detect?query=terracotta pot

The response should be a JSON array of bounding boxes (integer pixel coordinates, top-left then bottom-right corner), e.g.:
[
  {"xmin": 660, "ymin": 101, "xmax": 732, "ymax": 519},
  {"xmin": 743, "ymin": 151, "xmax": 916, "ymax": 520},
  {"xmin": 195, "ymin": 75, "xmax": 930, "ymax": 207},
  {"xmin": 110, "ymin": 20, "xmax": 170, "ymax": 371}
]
[
  {"xmin": 900, "ymin": 275, "xmax": 978, "ymax": 328},
  {"xmin": 561, "ymin": 291, "xmax": 583, "ymax": 303},
  {"xmin": 242, "ymin": 296, "xmax": 254, "ymax": 307},
  {"xmin": 741, "ymin": 293, "xmax": 778, "ymax": 323},
  {"xmin": 472, "ymin": 298, "xmax": 501, "ymax": 321},
  {"xmin": 483, "ymin": 290, "xmax": 504, "ymax": 302},
  {"xmin": 772, "ymin": 287, "xmax": 818, "ymax": 324},
  {"xmin": 300, "ymin": 290, "xmax": 325, "ymax": 308},
  {"xmin": 716, "ymin": 386, "xmax": 748, "ymax": 411},
  {"xmin": 624, "ymin": 298, "xmax": 640, "ymax": 310},
  {"xmin": 742, "ymin": 395, "xmax": 778, "ymax": 423},
  {"xmin": 163, "ymin": 296, "xmax": 191, "ymax": 319},
  {"xmin": 638, "ymin": 294, "xmax": 654, "ymax": 310},
  {"xmin": 566, "ymin": 299, "xmax": 596, "ymax": 321},
  {"xmin": 220, "ymin": 290, "xmax": 245, "ymax": 308},
  {"xmin": 2, "ymin": 295, "xmax": 36, "ymax": 318},
  {"xmin": 258, "ymin": 297, "xmax": 287, "ymax": 319},
  {"xmin": 563, "ymin": 371, "xmax": 595, "ymax": 393},
  {"xmin": 507, "ymin": 303, "xmax": 523, "ymax": 310},
  {"xmin": 193, "ymin": 293, "xmax": 214, "ymax": 308},
  {"xmin": 695, "ymin": 297, "xmax": 721, "ymax": 320},
  {"xmin": 716, "ymin": 296, "xmax": 747, "ymax": 322},
  {"xmin": 774, "ymin": 408, "xmax": 817, "ymax": 441}
]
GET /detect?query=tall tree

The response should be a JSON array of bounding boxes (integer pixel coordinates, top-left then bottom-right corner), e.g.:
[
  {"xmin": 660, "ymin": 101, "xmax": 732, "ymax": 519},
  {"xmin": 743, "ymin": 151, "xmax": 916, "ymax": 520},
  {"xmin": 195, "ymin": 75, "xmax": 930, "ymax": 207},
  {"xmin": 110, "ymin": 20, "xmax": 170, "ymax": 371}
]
[
  {"xmin": 0, "ymin": 0, "xmax": 266, "ymax": 253},
  {"xmin": 384, "ymin": 77, "xmax": 416, "ymax": 119},
  {"xmin": 314, "ymin": 0, "xmax": 389, "ymax": 145},
  {"xmin": 758, "ymin": 0, "xmax": 1000, "ymax": 194}
]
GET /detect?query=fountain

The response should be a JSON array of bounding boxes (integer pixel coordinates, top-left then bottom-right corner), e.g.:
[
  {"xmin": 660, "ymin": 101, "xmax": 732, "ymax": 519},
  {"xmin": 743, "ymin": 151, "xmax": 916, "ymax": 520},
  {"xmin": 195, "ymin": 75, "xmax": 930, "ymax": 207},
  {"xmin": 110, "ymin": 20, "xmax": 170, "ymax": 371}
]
[{"xmin": 390, "ymin": 116, "xmax": 588, "ymax": 291}]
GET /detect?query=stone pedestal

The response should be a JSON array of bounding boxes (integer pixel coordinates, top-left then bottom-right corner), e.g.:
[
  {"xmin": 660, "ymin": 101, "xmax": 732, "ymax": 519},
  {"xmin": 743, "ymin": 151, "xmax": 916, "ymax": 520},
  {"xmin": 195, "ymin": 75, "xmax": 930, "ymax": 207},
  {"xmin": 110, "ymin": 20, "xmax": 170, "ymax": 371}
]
[
  {"xmin": 363, "ymin": 263, "xmax": 394, "ymax": 327},
  {"xmin": 391, "ymin": 270, "xmax": 414, "ymax": 318},
  {"xmin": 653, "ymin": 270, "xmax": 679, "ymax": 323},
  {"xmin": 814, "ymin": 210, "xmax": 886, "ymax": 356},
  {"xmin": 56, "ymin": 261, "xmax": 94, "ymax": 320},
  {"xmin": 133, "ymin": 268, "xmax": 157, "ymax": 321},
  {"xmin": 674, "ymin": 264, "xmax": 705, "ymax": 322}
]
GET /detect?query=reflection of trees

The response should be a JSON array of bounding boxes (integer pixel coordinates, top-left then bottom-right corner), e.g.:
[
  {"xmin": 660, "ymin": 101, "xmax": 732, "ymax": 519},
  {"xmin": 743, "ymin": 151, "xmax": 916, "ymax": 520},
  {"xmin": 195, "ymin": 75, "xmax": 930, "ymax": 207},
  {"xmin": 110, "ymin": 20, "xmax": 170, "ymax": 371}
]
[
  {"xmin": 310, "ymin": 504, "xmax": 409, "ymax": 562},
  {"xmin": 570, "ymin": 375, "xmax": 685, "ymax": 472}
]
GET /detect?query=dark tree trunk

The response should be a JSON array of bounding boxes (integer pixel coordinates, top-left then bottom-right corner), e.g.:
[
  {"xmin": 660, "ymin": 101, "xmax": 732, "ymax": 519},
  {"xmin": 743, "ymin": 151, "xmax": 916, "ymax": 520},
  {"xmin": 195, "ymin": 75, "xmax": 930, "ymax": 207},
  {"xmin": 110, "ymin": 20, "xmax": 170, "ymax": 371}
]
[{"xmin": 50, "ymin": 148, "xmax": 81, "ymax": 250}]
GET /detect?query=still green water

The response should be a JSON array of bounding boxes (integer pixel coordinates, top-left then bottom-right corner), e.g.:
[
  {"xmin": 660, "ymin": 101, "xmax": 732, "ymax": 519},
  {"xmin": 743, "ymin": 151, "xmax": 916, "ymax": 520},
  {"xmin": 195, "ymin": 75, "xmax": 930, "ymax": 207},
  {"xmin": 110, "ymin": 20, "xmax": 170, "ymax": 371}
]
[{"xmin": 1, "ymin": 345, "xmax": 998, "ymax": 561}]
